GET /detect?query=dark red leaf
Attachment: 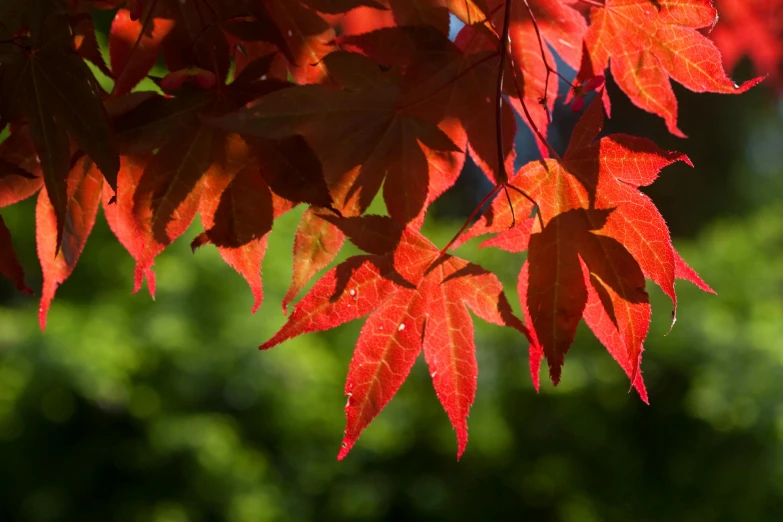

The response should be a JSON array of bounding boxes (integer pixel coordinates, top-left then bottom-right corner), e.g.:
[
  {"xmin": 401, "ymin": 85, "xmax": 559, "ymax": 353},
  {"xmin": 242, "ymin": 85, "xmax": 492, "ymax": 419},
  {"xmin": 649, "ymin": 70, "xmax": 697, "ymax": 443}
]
[
  {"xmin": 131, "ymin": 125, "xmax": 213, "ymax": 283},
  {"xmin": 109, "ymin": 7, "xmax": 175, "ymax": 96},
  {"xmin": 36, "ymin": 157, "xmax": 103, "ymax": 330},
  {"xmin": 193, "ymin": 163, "xmax": 274, "ymax": 314}
]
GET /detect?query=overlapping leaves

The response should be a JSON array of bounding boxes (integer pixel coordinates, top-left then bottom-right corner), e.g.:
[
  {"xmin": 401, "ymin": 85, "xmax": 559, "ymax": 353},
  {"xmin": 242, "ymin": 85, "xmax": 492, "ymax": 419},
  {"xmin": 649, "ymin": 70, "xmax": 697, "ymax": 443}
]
[
  {"xmin": 458, "ymin": 99, "xmax": 712, "ymax": 392},
  {"xmin": 579, "ymin": 0, "xmax": 763, "ymax": 135},
  {"xmin": 0, "ymin": 0, "xmax": 756, "ymax": 460}
]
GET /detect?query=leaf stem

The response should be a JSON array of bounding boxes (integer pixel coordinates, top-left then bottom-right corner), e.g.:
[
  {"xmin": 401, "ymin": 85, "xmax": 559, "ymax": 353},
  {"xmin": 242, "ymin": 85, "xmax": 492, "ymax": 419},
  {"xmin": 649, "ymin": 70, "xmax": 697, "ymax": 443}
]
[{"xmin": 503, "ymin": 184, "xmax": 516, "ymax": 228}]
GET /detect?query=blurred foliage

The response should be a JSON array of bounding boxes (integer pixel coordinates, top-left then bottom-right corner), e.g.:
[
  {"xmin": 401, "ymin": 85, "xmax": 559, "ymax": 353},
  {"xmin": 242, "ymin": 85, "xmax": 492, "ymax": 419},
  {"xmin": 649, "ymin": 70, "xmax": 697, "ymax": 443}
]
[
  {"xmin": 3, "ymin": 175, "xmax": 783, "ymax": 520},
  {"xmin": 2, "ymin": 11, "xmax": 783, "ymax": 522}
]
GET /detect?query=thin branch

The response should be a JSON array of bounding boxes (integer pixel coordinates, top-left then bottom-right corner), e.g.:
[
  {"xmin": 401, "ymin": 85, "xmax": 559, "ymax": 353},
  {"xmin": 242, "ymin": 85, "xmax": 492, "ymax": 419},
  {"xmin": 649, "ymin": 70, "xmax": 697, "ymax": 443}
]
[
  {"xmin": 440, "ymin": 0, "xmax": 547, "ymax": 253},
  {"xmin": 470, "ymin": 3, "xmax": 506, "ymax": 30},
  {"xmin": 503, "ymin": 185, "xmax": 516, "ymax": 228},
  {"xmin": 513, "ymin": 1, "xmax": 580, "ymax": 123},
  {"xmin": 507, "ymin": 184, "xmax": 544, "ymax": 229},
  {"xmin": 494, "ymin": 0, "xmax": 514, "ymax": 184},
  {"xmin": 439, "ymin": 184, "xmax": 503, "ymax": 255},
  {"xmin": 521, "ymin": 0, "xmax": 553, "ymax": 119},
  {"xmin": 509, "ymin": 69, "xmax": 561, "ymax": 161}
]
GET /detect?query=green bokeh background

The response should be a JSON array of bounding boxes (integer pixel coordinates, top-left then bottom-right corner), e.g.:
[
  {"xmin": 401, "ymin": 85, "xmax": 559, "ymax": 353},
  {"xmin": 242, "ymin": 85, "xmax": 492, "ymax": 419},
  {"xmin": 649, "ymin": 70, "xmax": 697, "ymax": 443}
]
[{"xmin": 2, "ymin": 12, "xmax": 783, "ymax": 522}]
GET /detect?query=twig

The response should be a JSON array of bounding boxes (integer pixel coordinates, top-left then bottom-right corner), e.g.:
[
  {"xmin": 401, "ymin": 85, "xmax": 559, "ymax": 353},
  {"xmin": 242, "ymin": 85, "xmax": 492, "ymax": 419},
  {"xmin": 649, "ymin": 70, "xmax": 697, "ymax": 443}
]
[
  {"xmin": 507, "ymin": 184, "xmax": 544, "ymax": 230},
  {"xmin": 503, "ymin": 184, "xmax": 516, "ymax": 228},
  {"xmin": 494, "ymin": 0, "xmax": 514, "ymax": 184},
  {"xmin": 439, "ymin": 184, "xmax": 503, "ymax": 255},
  {"xmin": 508, "ymin": 68, "xmax": 561, "ymax": 161},
  {"xmin": 522, "ymin": 0, "xmax": 563, "ymax": 120}
]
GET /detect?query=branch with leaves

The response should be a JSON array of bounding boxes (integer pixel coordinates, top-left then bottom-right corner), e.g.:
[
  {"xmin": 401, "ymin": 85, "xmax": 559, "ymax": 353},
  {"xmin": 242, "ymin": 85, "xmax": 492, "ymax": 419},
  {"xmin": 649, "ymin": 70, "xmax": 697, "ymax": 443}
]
[{"xmin": 0, "ymin": 0, "xmax": 779, "ymax": 460}]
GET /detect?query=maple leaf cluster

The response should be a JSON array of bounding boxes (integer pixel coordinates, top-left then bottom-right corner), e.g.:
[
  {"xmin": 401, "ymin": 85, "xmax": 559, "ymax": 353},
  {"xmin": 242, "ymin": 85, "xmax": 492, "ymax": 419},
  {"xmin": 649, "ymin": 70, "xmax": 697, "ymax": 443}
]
[{"xmin": 0, "ymin": 0, "xmax": 770, "ymax": 459}]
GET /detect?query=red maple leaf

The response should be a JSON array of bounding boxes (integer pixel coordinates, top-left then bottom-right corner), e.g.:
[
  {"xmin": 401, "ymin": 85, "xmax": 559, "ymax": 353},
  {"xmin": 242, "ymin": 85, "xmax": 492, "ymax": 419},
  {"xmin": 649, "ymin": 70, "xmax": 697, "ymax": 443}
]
[
  {"xmin": 580, "ymin": 0, "xmax": 763, "ymax": 136},
  {"xmin": 0, "ymin": 0, "xmax": 763, "ymax": 459},
  {"xmin": 213, "ymin": 50, "xmax": 464, "ymax": 307},
  {"xmin": 262, "ymin": 215, "xmax": 528, "ymax": 459},
  {"xmin": 342, "ymin": 0, "xmax": 585, "ymax": 177},
  {"xmin": 107, "ymin": 61, "xmax": 331, "ymax": 310},
  {"xmin": 213, "ymin": 50, "xmax": 461, "ymax": 223},
  {"xmin": 0, "ymin": 15, "xmax": 119, "ymax": 249},
  {"xmin": 190, "ymin": 135, "xmax": 309, "ymax": 313},
  {"xmin": 341, "ymin": 24, "xmax": 515, "ymax": 182},
  {"xmin": 37, "ymin": 157, "xmax": 104, "ymax": 329},
  {"xmin": 457, "ymin": 98, "xmax": 712, "ymax": 390}
]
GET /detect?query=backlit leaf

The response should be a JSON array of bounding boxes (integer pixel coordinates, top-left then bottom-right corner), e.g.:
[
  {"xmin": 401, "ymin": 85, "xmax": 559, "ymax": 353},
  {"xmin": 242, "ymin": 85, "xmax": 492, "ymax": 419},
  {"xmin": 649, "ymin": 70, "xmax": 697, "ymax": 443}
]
[
  {"xmin": 263, "ymin": 216, "xmax": 526, "ymax": 459},
  {"xmin": 36, "ymin": 157, "xmax": 103, "ymax": 330}
]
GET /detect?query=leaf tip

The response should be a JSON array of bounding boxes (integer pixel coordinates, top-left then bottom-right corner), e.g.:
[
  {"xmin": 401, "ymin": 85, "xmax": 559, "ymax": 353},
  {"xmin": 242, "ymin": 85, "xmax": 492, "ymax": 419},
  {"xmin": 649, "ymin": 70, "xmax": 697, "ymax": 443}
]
[
  {"xmin": 37, "ymin": 278, "xmax": 59, "ymax": 332},
  {"xmin": 674, "ymin": 254, "xmax": 715, "ymax": 294},
  {"xmin": 38, "ymin": 299, "xmax": 50, "ymax": 332},
  {"xmin": 670, "ymin": 152, "xmax": 693, "ymax": 168},
  {"xmin": 281, "ymin": 291, "xmax": 295, "ymax": 316},
  {"xmin": 337, "ymin": 439, "xmax": 354, "ymax": 461},
  {"xmin": 544, "ymin": 351, "xmax": 564, "ymax": 387},
  {"xmin": 250, "ymin": 296, "xmax": 262, "ymax": 315},
  {"xmin": 530, "ymin": 354, "xmax": 542, "ymax": 393},
  {"xmin": 633, "ymin": 374, "xmax": 649, "ymax": 405},
  {"xmin": 670, "ymin": 125, "xmax": 687, "ymax": 139},
  {"xmin": 133, "ymin": 264, "xmax": 144, "ymax": 294},
  {"xmin": 190, "ymin": 233, "xmax": 209, "ymax": 253},
  {"xmin": 455, "ymin": 431, "xmax": 468, "ymax": 461},
  {"xmin": 735, "ymin": 75, "xmax": 766, "ymax": 94},
  {"xmin": 37, "ymin": 308, "xmax": 48, "ymax": 332},
  {"xmin": 145, "ymin": 269, "xmax": 157, "ymax": 299},
  {"xmin": 527, "ymin": 334, "xmax": 543, "ymax": 392},
  {"xmin": 259, "ymin": 335, "xmax": 280, "ymax": 351}
]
